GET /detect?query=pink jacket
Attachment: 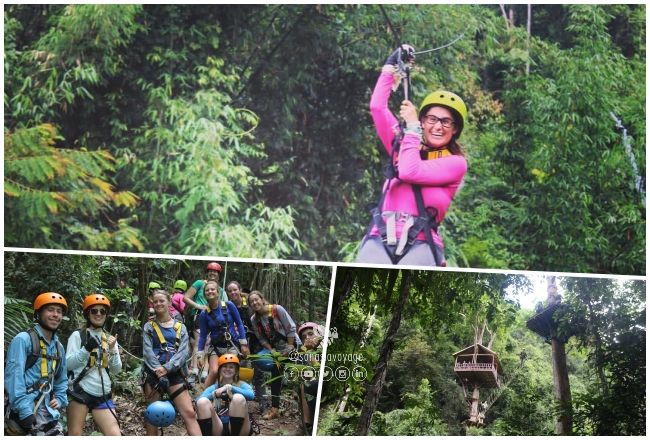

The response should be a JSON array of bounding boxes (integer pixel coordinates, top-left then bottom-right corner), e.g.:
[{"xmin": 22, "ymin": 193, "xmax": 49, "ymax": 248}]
[
  {"xmin": 368, "ymin": 69, "xmax": 467, "ymax": 247},
  {"xmin": 171, "ymin": 292, "xmax": 186, "ymax": 315}
]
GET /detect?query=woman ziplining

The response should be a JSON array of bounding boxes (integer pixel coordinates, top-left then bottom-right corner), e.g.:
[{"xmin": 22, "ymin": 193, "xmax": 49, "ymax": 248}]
[{"xmin": 356, "ymin": 44, "xmax": 468, "ymax": 266}]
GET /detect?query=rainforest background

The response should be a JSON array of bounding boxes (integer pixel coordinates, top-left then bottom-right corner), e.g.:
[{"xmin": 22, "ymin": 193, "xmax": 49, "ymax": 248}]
[
  {"xmin": 4, "ymin": 4, "xmax": 646, "ymax": 274},
  {"xmin": 318, "ymin": 268, "xmax": 645, "ymax": 436}
]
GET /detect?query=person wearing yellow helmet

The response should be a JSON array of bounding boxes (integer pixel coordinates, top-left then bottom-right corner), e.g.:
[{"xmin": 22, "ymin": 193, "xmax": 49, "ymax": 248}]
[
  {"xmin": 195, "ymin": 354, "xmax": 255, "ymax": 436},
  {"xmin": 66, "ymin": 294, "xmax": 122, "ymax": 435},
  {"xmin": 5, "ymin": 293, "xmax": 69, "ymax": 436},
  {"xmin": 356, "ymin": 45, "xmax": 469, "ymax": 266}
]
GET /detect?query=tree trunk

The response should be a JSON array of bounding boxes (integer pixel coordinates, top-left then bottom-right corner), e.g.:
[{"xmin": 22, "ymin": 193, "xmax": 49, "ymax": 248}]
[
  {"xmin": 584, "ymin": 284, "xmax": 609, "ymax": 396},
  {"xmin": 355, "ymin": 270, "xmax": 412, "ymax": 436},
  {"xmin": 336, "ymin": 304, "xmax": 377, "ymax": 414},
  {"xmin": 330, "ymin": 268, "xmax": 356, "ymax": 322},
  {"xmin": 551, "ymin": 329, "xmax": 572, "ymax": 434}
]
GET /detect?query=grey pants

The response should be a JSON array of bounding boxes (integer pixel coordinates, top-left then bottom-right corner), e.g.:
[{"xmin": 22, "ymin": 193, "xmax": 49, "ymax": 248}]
[{"xmin": 355, "ymin": 236, "xmax": 441, "ymax": 266}]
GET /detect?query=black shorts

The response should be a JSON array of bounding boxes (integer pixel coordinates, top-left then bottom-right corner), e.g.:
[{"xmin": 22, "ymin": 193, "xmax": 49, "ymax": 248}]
[
  {"xmin": 143, "ymin": 368, "xmax": 186, "ymax": 388},
  {"xmin": 69, "ymin": 384, "xmax": 116, "ymax": 410}
]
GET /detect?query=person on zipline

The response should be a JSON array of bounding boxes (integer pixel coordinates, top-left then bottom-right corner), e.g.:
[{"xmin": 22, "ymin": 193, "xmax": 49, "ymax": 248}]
[
  {"xmin": 5, "ymin": 293, "xmax": 69, "ymax": 436},
  {"xmin": 356, "ymin": 45, "xmax": 468, "ymax": 266},
  {"xmin": 142, "ymin": 290, "xmax": 200, "ymax": 436},
  {"xmin": 66, "ymin": 294, "xmax": 122, "ymax": 435}
]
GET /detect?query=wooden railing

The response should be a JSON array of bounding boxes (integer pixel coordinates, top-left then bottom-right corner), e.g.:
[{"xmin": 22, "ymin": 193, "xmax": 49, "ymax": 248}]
[{"xmin": 455, "ymin": 362, "xmax": 496, "ymax": 371}]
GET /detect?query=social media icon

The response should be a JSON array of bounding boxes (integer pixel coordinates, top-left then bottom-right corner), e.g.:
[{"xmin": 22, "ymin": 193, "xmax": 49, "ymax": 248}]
[
  {"xmin": 322, "ymin": 366, "xmax": 334, "ymax": 382},
  {"xmin": 352, "ymin": 366, "xmax": 367, "ymax": 381},
  {"xmin": 288, "ymin": 350, "xmax": 300, "ymax": 362},
  {"xmin": 335, "ymin": 366, "xmax": 349, "ymax": 381},
  {"xmin": 284, "ymin": 366, "xmax": 299, "ymax": 382},
  {"xmin": 301, "ymin": 367, "xmax": 316, "ymax": 381}
]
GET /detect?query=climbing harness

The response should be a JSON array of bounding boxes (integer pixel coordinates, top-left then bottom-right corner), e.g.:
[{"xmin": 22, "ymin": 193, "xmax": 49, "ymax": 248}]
[
  {"xmin": 4, "ymin": 328, "xmax": 63, "ymax": 436},
  {"xmin": 366, "ymin": 42, "xmax": 444, "ymax": 266},
  {"xmin": 151, "ymin": 320, "xmax": 182, "ymax": 357},
  {"xmin": 205, "ymin": 301, "xmax": 241, "ymax": 355},
  {"xmin": 256, "ymin": 305, "xmax": 290, "ymax": 348},
  {"xmin": 211, "ymin": 389, "xmax": 260, "ymax": 436},
  {"xmin": 70, "ymin": 330, "xmax": 109, "ymax": 390}
]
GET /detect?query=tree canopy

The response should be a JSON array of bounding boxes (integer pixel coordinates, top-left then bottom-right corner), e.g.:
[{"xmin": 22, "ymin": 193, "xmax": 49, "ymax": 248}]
[
  {"xmin": 4, "ymin": 5, "xmax": 645, "ymax": 274},
  {"xmin": 318, "ymin": 268, "xmax": 645, "ymax": 435}
]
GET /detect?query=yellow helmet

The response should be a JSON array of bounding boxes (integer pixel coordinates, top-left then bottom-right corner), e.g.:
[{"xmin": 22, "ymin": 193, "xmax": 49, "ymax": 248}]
[
  {"xmin": 239, "ymin": 367, "xmax": 254, "ymax": 382},
  {"xmin": 419, "ymin": 90, "xmax": 468, "ymax": 138}
]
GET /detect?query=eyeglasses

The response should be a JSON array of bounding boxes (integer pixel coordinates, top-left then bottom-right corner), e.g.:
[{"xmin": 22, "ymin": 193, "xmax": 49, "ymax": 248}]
[
  {"xmin": 423, "ymin": 115, "xmax": 455, "ymax": 128},
  {"xmin": 90, "ymin": 308, "xmax": 107, "ymax": 316}
]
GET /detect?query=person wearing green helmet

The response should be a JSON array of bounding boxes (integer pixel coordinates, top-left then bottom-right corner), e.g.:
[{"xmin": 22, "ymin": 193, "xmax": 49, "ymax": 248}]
[
  {"xmin": 356, "ymin": 44, "xmax": 468, "ymax": 266},
  {"xmin": 171, "ymin": 280, "xmax": 187, "ymax": 321}
]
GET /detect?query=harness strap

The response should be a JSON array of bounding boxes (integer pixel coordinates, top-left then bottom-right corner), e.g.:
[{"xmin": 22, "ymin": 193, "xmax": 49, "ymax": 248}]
[
  {"xmin": 151, "ymin": 321, "xmax": 181, "ymax": 351},
  {"xmin": 167, "ymin": 384, "xmax": 186, "ymax": 402},
  {"xmin": 173, "ymin": 322, "xmax": 182, "ymax": 351},
  {"xmin": 207, "ymin": 301, "xmax": 233, "ymax": 343},
  {"xmin": 383, "ymin": 211, "xmax": 398, "ymax": 245},
  {"xmin": 412, "ymin": 184, "xmax": 443, "ymax": 266},
  {"xmin": 395, "ymin": 215, "xmax": 415, "ymax": 256},
  {"xmin": 88, "ymin": 332, "xmax": 109, "ymax": 368}
]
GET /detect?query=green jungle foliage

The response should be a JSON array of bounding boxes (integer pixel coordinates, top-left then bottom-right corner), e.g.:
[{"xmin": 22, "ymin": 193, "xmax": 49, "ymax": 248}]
[
  {"xmin": 4, "ymin": 5, "xmax": 645, "ymax": 274},
  {"xmin": 4, "ymin": 252, "xmax": 331, "ymax": 360},
  {"xmin": 318, "ymin": 268, "xmax": 645, "ymax": 435}
]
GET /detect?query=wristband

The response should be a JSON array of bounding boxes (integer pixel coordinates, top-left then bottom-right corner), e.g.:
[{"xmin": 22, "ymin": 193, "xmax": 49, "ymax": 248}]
[{"xmin": 404, "ymin": 124, "xmax": 423, "ymax": 136}]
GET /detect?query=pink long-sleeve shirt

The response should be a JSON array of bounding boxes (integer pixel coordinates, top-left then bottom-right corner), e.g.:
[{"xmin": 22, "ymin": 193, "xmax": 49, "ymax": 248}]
[{"xmin": 368, "ymin": 69, "xmax": 467, "ymax": 247}]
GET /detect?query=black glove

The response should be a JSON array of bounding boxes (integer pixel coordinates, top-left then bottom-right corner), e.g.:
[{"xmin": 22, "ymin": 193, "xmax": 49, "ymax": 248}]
[
  {"xmin": 83, "ymin": 334, "xmax": 100, "ymax": 352},
  {"xmin": 157, "ymin": 376, "xmax": 170, "ymax": 392},
  {"xmin": 18, "ymin": 414, "xmax": 35, "ymax": 433},
  {"xmin": 385, "ymin": 44, "xmax": 416, "ymax": 66}
]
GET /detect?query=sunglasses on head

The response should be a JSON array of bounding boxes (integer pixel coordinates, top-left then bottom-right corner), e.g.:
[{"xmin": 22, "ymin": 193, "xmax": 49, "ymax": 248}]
[{"xmin": 89, "ymin": 308, "xmax": 107, "ymax": 316}]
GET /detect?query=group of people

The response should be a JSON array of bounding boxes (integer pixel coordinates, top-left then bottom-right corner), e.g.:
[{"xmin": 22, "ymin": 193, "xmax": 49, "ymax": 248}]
[{"xmin": 5, "ymin": 262, "xmax": 323, "ymax": 436}]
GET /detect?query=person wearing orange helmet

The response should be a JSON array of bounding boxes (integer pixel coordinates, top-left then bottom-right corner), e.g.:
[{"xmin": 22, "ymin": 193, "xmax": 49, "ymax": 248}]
[
  {"xmin": 5, "ymin": 292, "xmax": 69, "ymax": 436},
  {"xmin": 183, "ymin": 262, "xmax": 228, "ymax": 381},
  {"xmin": 66, "ymin": 294, "xmax": 122, "ymax": 435},
  {"xmin": 195, "ymin": 354, "xmax": 255, "ymax": 436},
  {"xmin": 356, "ymin": 45, "xmax": 468, "ymax": 266}
]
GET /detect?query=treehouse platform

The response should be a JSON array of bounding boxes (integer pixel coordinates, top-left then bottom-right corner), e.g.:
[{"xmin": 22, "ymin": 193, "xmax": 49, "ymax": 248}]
[
  {"xmin": 453, "ymin": 344, "xmax": 503, "ymax": 388},
  {"xmin": 526, "ymin": 302, "xmax": 563, "ymax": 339}
]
